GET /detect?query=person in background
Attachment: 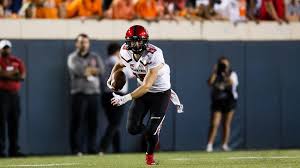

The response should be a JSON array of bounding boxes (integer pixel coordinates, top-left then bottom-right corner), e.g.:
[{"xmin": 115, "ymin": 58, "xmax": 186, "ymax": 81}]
[
  {"xmin": 35, "ymin": 0, "xmax": 62, "ymax": 18},
  {"xmin": 206, "ymin": 56, "xmax": 238, "ymax": 152},
  {"xmin": 104, "ymin": 0, "xmax": 136, "ymax": 20},
  {"xmin": 0, "ymin": 0, "xmax": 13, "ymax": 18},
  {"xmin": 135, "ymin": 0, "xmax": 159, "ymax": 21},
  {"xmin": 17, "ymin": 0, "xmax": 36, "ymax": 18},
  {"xmin": 156, "ymin": 0, "xmax": 177, "ymax": 20},
  {"xmin": 65, "ymin": 0, "xmax": 103, "ymax": 18},
  {"xmin": 286, "ymin": 0, "xmax": 300, "ymax": 21},
  {"xmin": 103, "ymin": 0, "xmax": 113, "ymax": 10},
  {"xmin": 67, "ymin": 33, "xmax": 105, "ymax": 156},
  {"xmin": 0, "ymin": 40, "xmax": 26, "ymax": 157},
  {"xmin": 98, "ymin": 43, "xmax": 133, "ymax": 155},
  {"xmin": 9, "ymin": 0, "xmax": 22, "ymax": 14},
  {"xmin": 247, "ymin": 0, "xmax": 261, "ymax": 22},
  {"xmin": 213, "ymin": 0, "xmax": 247, "ymax": 23},
  {"xmin": 258, "ymin": 0, "xmax": 289, "ymax": 24},
  {"xmin": 195, "ymin": 0, "xmax": 213, "ymax": 20}
]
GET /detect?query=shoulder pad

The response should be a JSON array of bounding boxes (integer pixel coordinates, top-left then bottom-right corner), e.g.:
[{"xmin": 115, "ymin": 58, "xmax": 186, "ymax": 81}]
[
  {"xmin": 146, "ymin": 45, "xmax": 157, "ymax": 54},
  {"xmin": 122, "ymin": 44, "xmax": 128, "ymax": 50}
]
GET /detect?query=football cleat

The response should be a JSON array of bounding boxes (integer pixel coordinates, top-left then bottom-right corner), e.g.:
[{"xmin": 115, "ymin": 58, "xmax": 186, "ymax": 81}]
[{"xmin": 146, "ymin": 153, "xmax": 158, "ymax": 165}]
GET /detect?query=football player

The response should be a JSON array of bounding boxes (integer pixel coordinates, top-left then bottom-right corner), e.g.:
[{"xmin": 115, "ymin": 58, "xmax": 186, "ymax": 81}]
[{"xmin": 107, "ymin": 25, "xmax": 182, "ymax": 165}]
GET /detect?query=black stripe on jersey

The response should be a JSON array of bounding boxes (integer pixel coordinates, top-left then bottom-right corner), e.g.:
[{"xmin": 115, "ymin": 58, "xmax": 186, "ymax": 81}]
[{"xmin": 121, "ymin": 56, "xmax": 132, "ymax": 63}]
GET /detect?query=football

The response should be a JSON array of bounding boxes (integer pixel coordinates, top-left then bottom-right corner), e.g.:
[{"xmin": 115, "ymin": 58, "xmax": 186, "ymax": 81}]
[{"xmin": 111, "ymin": 70, "xmax": 126, "ymax": 91}]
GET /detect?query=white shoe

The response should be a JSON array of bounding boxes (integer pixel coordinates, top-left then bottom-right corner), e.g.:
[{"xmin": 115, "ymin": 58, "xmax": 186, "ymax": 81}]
[
  {"xmin": 206, "ymin": 144, "xmax": 213, "ymax": 152},
  {"xmin": 222, "ymin": 144, "xmax": 231, "ymax": 151},
  {"xmin": 98, "ymin": 152, "xmax": 104, "ymax": 156},
  {"xmin": 77, "ymin": 152, "xmax": 83, "ymax": 156}
]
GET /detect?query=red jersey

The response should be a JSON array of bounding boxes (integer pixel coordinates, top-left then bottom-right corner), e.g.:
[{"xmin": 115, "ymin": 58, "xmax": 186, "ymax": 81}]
[
  {"xmin": 0, "ymin": 55, "xmax": 26, "ymax": 92},
  {"xmin": 259, "ymin": 0, "xmax": 285, "ymax": 20}
]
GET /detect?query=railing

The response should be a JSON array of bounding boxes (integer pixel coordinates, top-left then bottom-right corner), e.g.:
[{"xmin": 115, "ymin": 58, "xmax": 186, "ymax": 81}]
[{"xmin": 1, "ymin": 19, "xmax": 300, "ymax": 40}]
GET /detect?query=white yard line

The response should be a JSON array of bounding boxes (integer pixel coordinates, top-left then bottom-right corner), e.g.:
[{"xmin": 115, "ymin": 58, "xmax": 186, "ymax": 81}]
[
  {"xmin": 228, "ymin": 156, "xmax": 300, "ymax": 160},
  {"xmin": 170, "ymin": 156, "xmax": 300, "ymax": 161},
  {"xmin": 169, "ymin": 158, "xmax": 193, "ymax": 161},
  {"xmin": 0, "ymin": 163, "xmax": 79, "ymax": 167}
]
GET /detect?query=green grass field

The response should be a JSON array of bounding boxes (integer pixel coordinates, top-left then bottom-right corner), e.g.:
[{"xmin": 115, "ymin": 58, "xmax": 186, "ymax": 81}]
[{"xmin": 0, "ymin": 150, "xmax": 299, "ymax": 168}]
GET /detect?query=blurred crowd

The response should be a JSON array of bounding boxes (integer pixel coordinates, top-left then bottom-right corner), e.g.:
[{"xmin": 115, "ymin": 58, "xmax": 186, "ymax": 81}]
[{"xmin": 0, "ymin": 0, "xmax": 299, "ymax": 23}]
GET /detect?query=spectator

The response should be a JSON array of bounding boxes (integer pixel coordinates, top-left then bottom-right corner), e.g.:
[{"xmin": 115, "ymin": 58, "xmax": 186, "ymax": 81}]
[
  {"xmin": 65, "ymin": 0, "xmax": 103, "ymax": 18},
  {"xmin": 99, "ymin": 43, "xmax": 132, "ymax": 154},
  {"xmin": 104, "ymin": 0, "xmax": 136, "ymax": 20},
  {"xmin": 213, "ymin": 0, "xmax": 247, "ymax": 23},
  {"xmin": 35, "ymin": 0, "xmax": 62, "ymax": 18},
  {"xmin": 157, "ymin": 0, "xmax": 177, "ymax": 20},
  {"xmin": 67, "ymin": 33, "xmax": 105, "ymax": 155},
  {"xmin": 18, "ymin": 0, "xmax": 36, "ymax": 18},
  {"xmin": 195, "ymin": 0, "xmax": 213, "ymax": 19},
  {"xmin": 0, "ymin": 40, "xmax": 26, "ymax": 157},
  {"xmin": 135, "ymin": 0, "xmax": 159, "ymax": 21},
  {"xmin": 0, "ymin": 0, "xmax": 13, "ymax": 18},
  {"xmin": 9, "ymin": 0, "xmax": 22, "ymax": 14},
  {"xmin": 103, "ymin": 0, "xmax": 113, "ymax": 10},
  {"xmin": 176, "ymin": 0, "xmax": 200, "ymax": 20},
  {"xmin": 175, "ymin": 0, "xmax": 188, "ymax": 17},
  {"xmin": 206, "ymin": 56, "xmax": 238, "ymax": 152},
  {"xmin": 258, "ymin": 0, "xmax": 289, "ymax": 23},
  {"xmin": 247, "ymin": 0, "xmax": 261, "ymax": 22},
  {"xmin": 286, "ymin": 0, "xmax": 300, "ymax": 21}
]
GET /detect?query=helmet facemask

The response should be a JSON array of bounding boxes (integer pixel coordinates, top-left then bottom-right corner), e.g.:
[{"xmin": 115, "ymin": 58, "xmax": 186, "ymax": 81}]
[{"xmin": 126, "ymin": 36, "xmax": 148, "ymax": 54}]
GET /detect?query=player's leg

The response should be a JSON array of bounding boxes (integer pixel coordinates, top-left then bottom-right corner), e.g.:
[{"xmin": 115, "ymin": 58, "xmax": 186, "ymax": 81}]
[
  {"xmin": 207, "ymin": 109, "xmax": 222, "ymax": 152},
  {"xmin": 145, "ymin": 89, "xmax": 171, "ymax": 165},
  {"xmin": 87, "ymin": 94, "xmax": 100, "ymax": 154},
  {"xmin": 127, "ymin": 97, "xmax": 149, "ymax": 135}
]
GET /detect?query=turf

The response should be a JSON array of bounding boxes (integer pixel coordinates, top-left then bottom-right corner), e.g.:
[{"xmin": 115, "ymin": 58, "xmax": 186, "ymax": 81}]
[{"xmin": 0, "ymin": 150, "xmax": 299, "ymax": 168}]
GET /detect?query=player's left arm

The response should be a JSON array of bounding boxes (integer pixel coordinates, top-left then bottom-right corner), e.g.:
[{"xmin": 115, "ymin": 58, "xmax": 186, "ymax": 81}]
[{"xmin": 130, "ymin": 63, "xmax": 163, "ymax": 99}]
